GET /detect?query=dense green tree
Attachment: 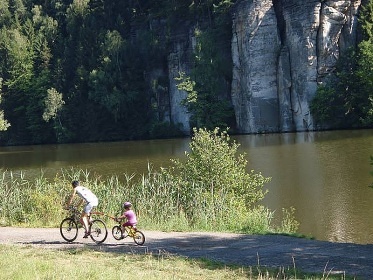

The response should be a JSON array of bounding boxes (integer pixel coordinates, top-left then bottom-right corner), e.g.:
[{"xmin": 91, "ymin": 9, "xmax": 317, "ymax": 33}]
[
  {"xmin": 356, "ymin": 0, "xmax": 373, "ymax": 125},
  {"xmin": 0, "ymin": 0, "xmax": 12, "ymax": 26},
  {"xmin": 0, "ymin": 78, "xmax": 11, "ymax": 131},
  {"xmin": 360, "ymin": 0, "xmax": 373, "ymax": 39},
  {"xmin": 42, "ymin": 87, "xmax": 65, "ymax": 141},
  {"xmin": 0, "ymin": 3, "xmax": 59, "ymax": 144},
  {"xmin": 0, "ymin": 27, "xmax": 36, "ymax": 144},
  {"xmin": 311, "ymin": 49, "xmax": 364, "ymax": 128},
  {"xmin": 88, "ymin": 30, "xmax": 125, "ymax": 121},
  {"xmin": 176, "ymin": 2, "xmax": 234, "ymax": 131},
  {"xmin": 356, "ymin": 40, "xmax": 373, "ymax": 125}
]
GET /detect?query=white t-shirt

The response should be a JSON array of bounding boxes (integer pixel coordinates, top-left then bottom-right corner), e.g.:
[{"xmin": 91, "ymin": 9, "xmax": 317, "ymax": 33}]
[{"xmin": 75, "ymin": 186, "xmax": 98, "ymax": 205}]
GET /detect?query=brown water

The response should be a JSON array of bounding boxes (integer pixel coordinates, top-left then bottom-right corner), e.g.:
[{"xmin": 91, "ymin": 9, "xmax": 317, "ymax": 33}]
[{"xmin": 1, "ymin": 129, "xmax": 372, "ymax": 244}]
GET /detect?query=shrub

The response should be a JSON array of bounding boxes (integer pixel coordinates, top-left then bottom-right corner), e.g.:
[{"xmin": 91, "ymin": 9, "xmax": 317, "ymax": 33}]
[{"xmin": 159, "ymin": 127, "xmax": 272, "ymax": 230}]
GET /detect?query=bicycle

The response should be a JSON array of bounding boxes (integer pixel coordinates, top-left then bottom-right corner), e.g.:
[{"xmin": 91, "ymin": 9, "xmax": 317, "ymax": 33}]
[
  {"xmin": 111, "ymin": 217, "xmax": 145, "ymax": 245},
  {"xmin": 60, "ymin": 205, "xmax": 108, "ymax": 244}
]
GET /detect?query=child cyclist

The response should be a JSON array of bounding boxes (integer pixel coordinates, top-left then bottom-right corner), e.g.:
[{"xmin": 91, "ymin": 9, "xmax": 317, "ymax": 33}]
[{"xmin": 116, "ymin": 201, "xmax": 138, "ymax": 237}]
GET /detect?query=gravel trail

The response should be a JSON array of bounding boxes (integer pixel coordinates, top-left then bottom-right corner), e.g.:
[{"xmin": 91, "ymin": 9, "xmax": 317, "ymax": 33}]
[{"xmin": 0, "ymin": 227, "xmax": 372, "ymax": 279}]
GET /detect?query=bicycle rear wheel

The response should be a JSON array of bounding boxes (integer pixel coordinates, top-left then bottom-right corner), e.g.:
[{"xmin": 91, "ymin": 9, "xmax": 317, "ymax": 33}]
[
  {"xmin": 60, "ymin": 218, "xmax": 78, "ymax": 242},
  {"xmin": 132, "ymin": 230, "xmax": 145, "ymax": 245},
  {"xmin": 89, "ymin": 219, "xmax": 108, "ymax": 244}
]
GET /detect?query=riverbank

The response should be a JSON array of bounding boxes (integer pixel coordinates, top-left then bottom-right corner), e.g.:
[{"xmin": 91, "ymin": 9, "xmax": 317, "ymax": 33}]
[
  {"xmin": 2, "ymin": 129, "xmax": 373, "ymax": 243},
  {"xmin": 0, "ymin": 227, "xmax": 371, "ymax": 279}
]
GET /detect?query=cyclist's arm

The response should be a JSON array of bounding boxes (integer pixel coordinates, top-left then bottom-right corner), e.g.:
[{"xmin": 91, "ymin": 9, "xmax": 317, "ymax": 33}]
[
  {"xmin": 116, "ymin": 214, "xmax": 126, "ymax": 221},
  {"xmin": 76, "ymin": 199, "xmax": 84, "ymax": 207},
  {"xmin": 66, "ymin": 188, "xmax": 77, "ymax": 207}
]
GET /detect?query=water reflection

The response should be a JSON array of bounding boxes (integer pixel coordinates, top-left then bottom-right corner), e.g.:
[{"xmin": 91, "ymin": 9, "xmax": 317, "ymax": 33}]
[
  {"xmin": 0, "ymin": 139, "xmax": 190, "ymax": 178},
  {"xmin": 235, "ymin": 130, "xmax": 373, "ymax": 244},
  {"xmin": 1, "ymin": 129, "xmax": 372, "ymax": 244}
]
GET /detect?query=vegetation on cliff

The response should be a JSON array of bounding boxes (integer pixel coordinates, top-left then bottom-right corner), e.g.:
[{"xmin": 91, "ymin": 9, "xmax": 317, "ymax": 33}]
[{"xmin": 311, "ymin": 0, "xmax": 373, "ymax": 129}]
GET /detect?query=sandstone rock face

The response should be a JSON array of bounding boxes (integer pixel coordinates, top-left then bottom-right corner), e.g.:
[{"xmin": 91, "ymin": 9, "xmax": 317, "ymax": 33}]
[
  {"xmin": 167, "ymin": 38, "xmax": 192, "ymax": 134},
  {"xmin": 231, "ymin": 0, "xmax": 361, "ymax": 133}
]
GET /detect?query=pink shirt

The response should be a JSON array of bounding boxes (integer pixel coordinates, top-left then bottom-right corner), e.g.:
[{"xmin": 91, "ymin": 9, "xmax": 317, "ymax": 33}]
[{"xmin": 124, "ymin": 210, "xmax": 137, "ymax": 225}]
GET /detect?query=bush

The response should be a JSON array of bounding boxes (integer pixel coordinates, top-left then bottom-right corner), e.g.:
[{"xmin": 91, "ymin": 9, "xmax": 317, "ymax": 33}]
[{"xmin": 158, "ymin": 127, "xmax": 272, "ymax": 231}]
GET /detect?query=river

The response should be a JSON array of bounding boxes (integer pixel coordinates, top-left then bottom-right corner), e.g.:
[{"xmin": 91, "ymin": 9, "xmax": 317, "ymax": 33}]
[{"xmin": 1, "ymin": 129, "xmax": 372, "ymax": 244}]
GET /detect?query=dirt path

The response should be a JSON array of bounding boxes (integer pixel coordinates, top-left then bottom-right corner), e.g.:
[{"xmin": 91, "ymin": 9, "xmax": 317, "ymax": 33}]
[{"xmin": 0, "ymin": 227, "xmax": 372, "ymax": 279}]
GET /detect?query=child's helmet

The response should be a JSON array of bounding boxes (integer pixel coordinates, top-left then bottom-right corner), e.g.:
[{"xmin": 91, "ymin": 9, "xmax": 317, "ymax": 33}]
[{"xmin": 123, "ymin": 202, "xmax": 132, "ymax": 208}]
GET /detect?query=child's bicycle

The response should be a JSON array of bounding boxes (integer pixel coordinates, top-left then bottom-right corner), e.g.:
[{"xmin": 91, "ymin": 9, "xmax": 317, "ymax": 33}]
[
  {"xmin": 60, "ymin": 205, "xmax": 108, "ymax": 244},
  {"xmin": 111, "ymin": 217, "xmax": 145, "ymax": 245}
]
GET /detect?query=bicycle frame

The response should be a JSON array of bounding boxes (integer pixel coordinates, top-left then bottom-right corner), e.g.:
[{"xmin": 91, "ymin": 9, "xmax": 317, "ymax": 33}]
[
  {"xmin": 65, "ymin": 206, "xmax": 82, "ymax": 224},
  {"xmin": 124, "ymin": 225, "xmax": 137, "ymax": 236},
  {"xmin": 67, "ymin": 206, "xmax": 97, "ymax": 226}
]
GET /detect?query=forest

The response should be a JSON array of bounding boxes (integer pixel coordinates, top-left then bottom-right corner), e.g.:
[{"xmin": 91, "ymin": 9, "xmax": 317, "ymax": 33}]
[{"xmin": 0, "ymin": 0, "xmax": 372, "ymax": 146}]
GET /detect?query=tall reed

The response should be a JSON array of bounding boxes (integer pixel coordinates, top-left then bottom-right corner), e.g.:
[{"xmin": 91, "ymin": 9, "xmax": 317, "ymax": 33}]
[{"xmin": 0, "ymin": 168, "xmax": 298, "ymax": 235}]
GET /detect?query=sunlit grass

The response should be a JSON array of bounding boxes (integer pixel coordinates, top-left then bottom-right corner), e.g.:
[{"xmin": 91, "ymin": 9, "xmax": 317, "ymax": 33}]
[{"xmin": 0, "ymin": 245, "xmax": 351, "ymax": 280}]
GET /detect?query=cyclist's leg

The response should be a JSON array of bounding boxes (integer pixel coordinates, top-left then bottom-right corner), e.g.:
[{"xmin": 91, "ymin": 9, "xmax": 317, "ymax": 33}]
[
  {"xmin": 88, "ymin": 206, "xmax": 95, "ymax": 223},
  {"xmin": 122, "ymin": 221, "xmax": 133, "ymax": 229},
  {"xmin": 121, "ymin": 221, "xmax": 132, "ymax": 237},
  {"xmin": 81, "ymin": 203, "xmax": 94, "ymax": 237}
]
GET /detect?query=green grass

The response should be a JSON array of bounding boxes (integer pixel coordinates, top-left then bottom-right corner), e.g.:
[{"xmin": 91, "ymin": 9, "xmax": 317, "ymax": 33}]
[{"xmin": 0, "ymin": 245, "xmax": 353, "ymax": 280}]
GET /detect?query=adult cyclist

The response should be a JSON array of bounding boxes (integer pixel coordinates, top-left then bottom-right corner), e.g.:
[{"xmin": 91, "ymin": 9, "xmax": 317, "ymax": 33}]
[{"xmin": 66, "ymin": 180, "xmax": 98, "ymax": 238}]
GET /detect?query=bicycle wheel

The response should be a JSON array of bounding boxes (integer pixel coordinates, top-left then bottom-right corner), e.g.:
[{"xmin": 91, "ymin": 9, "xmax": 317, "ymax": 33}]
[
  {"xmin": 89, "ymin": 219, "xmax": 108, "ymax": 244},
  {"xmin": 60, "ymin": 218, "xmax": 78, "ymax": 242},
  {"xmin": 132, "ymin": 230, "xmax": 145, "ymax": 245},
  {"xmin": 112, "ymin": 225, "xmax": 124, "ymax": 240}
]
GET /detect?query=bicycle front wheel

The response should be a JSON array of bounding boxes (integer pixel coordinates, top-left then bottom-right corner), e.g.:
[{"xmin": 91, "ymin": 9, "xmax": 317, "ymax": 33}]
[
  {"xmin": 133, "ymin": 230, "xmax": 145, "ymax": 245},
  {"xmin": 112, "ymin": 225, "xmax": 124, "ymax": 240},
  {"xmin": 60, "ymin": 218, "xmax": 78, "ymax": 242},
  {"xmin": 89, "ymin": 219, "xmax": 108, "ymax": 244}
]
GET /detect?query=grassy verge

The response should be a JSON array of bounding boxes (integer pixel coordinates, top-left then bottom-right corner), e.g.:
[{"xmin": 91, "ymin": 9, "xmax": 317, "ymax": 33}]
[{"xmin": 0, "ymin": 245, "xmax": 352, "ymax": 280}]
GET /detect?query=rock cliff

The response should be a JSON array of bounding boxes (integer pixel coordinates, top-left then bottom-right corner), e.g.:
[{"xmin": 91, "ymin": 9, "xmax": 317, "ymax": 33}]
[
  {"xmin": 165, "ymin": 0, "xmax": 361, "ymax": 134},
  {"xmin": 231, "ymin": 0, "xmax": 361, "ymax": 133}
]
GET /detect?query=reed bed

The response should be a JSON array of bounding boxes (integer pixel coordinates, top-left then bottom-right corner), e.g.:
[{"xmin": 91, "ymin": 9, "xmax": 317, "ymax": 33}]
[{"xmin": 0, "ymin": 168, "xmax": 297, "ymax": 235}]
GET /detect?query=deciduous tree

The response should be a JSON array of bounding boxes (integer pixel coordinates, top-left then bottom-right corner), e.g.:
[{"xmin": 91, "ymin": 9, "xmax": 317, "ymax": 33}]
[{"xmin": 0, "ymin": 78, "xmax": 11, "ymax": 131}]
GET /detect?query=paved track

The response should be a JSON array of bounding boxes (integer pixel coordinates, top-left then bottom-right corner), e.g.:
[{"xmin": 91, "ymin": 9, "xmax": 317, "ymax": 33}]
[{"xmin": 1, "ymin": 227, "xmax": 372, "ymax": 279}]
